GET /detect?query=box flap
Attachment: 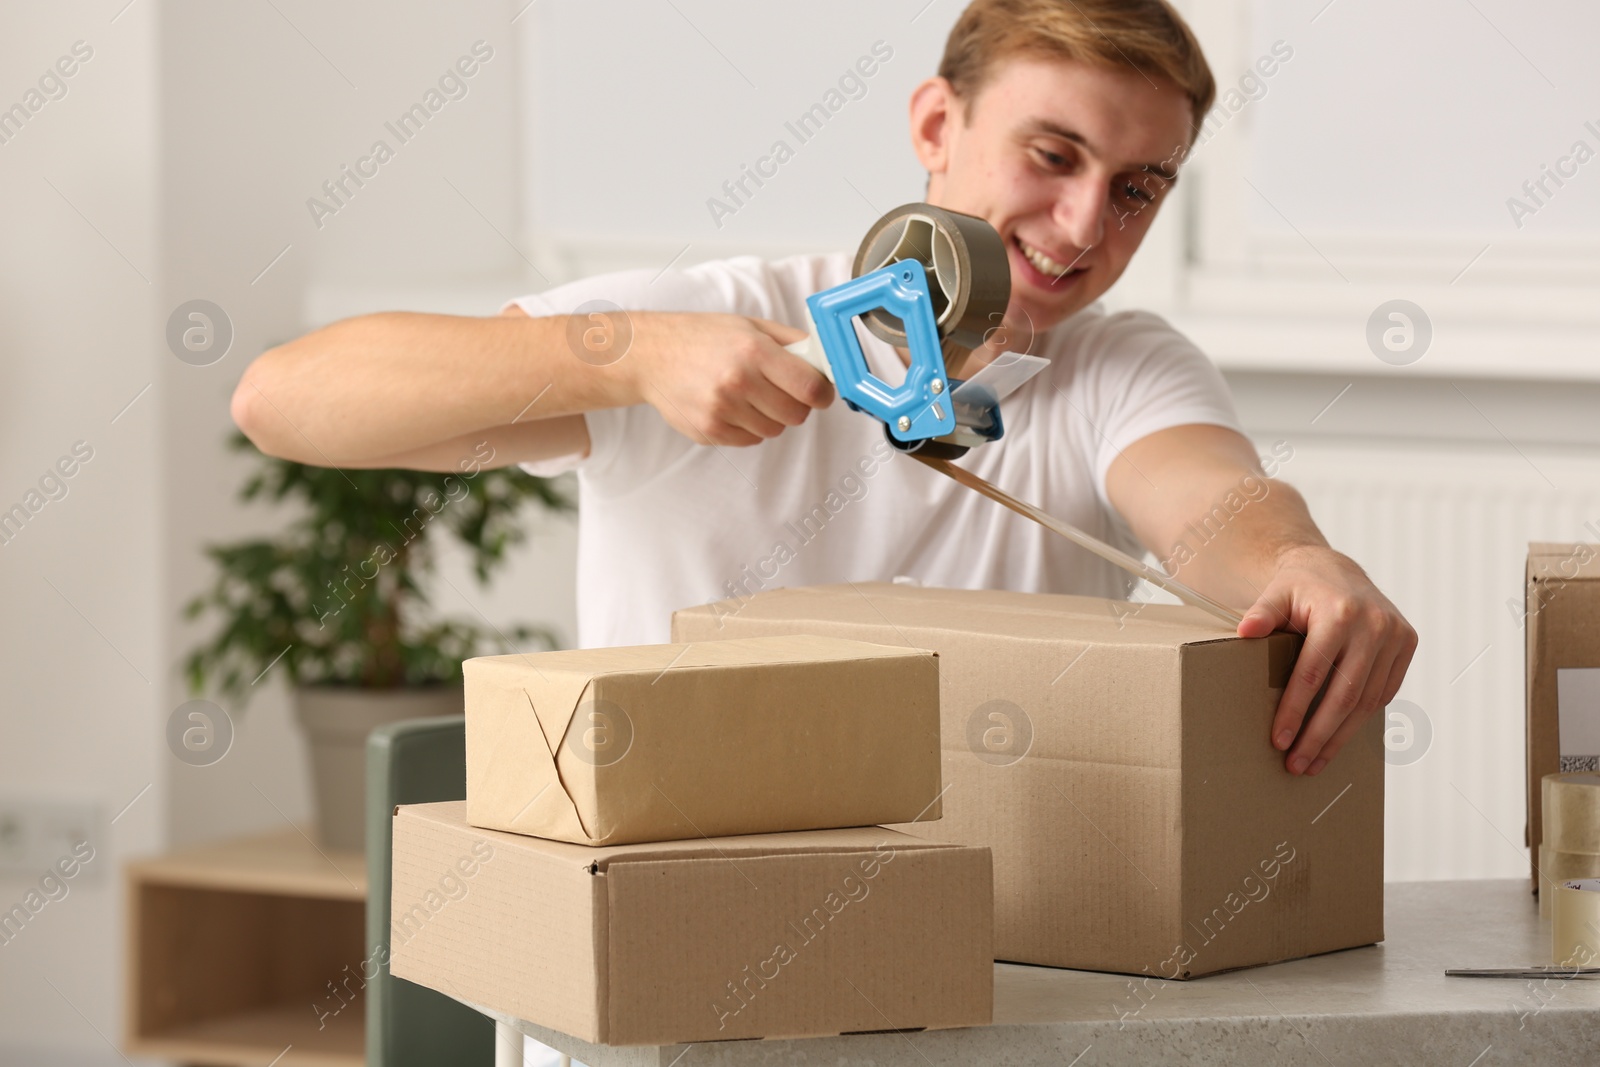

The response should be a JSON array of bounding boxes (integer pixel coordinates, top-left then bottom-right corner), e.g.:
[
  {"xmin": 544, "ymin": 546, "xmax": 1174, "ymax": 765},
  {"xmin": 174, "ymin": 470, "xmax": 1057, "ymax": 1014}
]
[
  {"xmin": 1528, "ymin": 543, "xmax": 1600, "ymax": 582},
  {"xmin": 473, "ymin": 635, "xmax": 928, "ymax": 678}
]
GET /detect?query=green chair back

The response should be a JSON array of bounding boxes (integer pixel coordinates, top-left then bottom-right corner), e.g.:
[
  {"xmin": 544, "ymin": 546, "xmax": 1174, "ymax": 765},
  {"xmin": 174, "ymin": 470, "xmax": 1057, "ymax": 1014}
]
[{"xmin": 366, "ymin": 716, "xmax": 495, "ymax": 1067}]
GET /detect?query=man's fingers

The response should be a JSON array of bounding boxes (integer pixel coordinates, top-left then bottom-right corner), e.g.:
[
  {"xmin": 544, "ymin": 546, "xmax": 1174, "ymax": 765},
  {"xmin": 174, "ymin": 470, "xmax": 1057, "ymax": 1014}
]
[
  {"xmin": 645, "ymin": 382, "xmax": 760, "ymax": 448},
  {"xmin": 1287, "ymin": 630, "xmax": 1382, "ymax": 773},
  {"xmin": 748, "ymin": 317, "xmax": 832, "ymax": 409},
  {"xmin": 730, "ymin": 360, "xmax": 829, "ymax": 436},
  {"xmin": 686, "ymin": 419, "xmax": 761, "ymax": 448},
  {"xmin": 1351, "ymin": 631, "xmax": 1402, "ymax": 728},
  {"xmin": 1302, "ymin": 614, "xmax": 1416, "ymax": 775},
  {"xmin": 761, "ymin": 344, "xmax": 835, "ymax": 410},
  {"xmin": 750, "ymin": 315, "xmax": 836, "ymax": 408},
  {"xmin": 700, "ymin": 362, "xmax": 793, "ymax": 442},
  {"xmin": 722, "ymin": 399, "xmax": 787, "ymax": 441},
  {"xmin": 749, "ymin": 367, "xmax": 820, "ymax": 428},
  {"xmin": 1379, "ymin": 625, "xmax": 1418, "ymax": 708},
  {"xmin": 1303, "ymin": 694, "xmax": 1377, "ymax": 777},
  {"xmin": 1304, "ymin": 640, "xmax": 1400, "ymax": 775},
  {"xmin": 693, "ymin": 418, "xmax": 762, "ymax": 447},
  {"xmin": 1271, "ymin": 623, "xmax": 1340, "ymax": 753},
  {"xmin": 1236, "ymin": 596, "xmax": 1286, "ymax": 640}
]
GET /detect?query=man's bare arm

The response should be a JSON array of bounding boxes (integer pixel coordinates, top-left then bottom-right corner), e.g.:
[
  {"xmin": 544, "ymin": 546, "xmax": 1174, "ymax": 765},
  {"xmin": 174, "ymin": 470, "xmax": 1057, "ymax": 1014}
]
[
  {"xmin": 337, "ymin": 416, "xmax": 593, "ymax": 473},
  {"xmin": 232, "ymin": 305, "xmax": 833, "ymax": 468},
  {"xmin": 1106, "ymin": 423, "xmax": 1417, "ymax": 778},
  {"xmin": 233, "ymin": 307, "xmax": 620, "ymax": 466}
]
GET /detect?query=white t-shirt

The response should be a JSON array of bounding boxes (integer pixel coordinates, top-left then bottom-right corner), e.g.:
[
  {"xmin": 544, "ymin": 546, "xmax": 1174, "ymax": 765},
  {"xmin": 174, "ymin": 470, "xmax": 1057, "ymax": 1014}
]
[{"xmin": 508, "ymin": 252, "xmax": 1241, "ymax": 650}]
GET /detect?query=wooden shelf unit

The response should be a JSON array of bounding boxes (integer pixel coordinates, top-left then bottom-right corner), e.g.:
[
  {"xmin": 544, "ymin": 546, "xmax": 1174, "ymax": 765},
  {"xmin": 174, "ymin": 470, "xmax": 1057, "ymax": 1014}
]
[{"xmin": 124, "ymin": 829, "xmax": 368, "ymax": 1067}]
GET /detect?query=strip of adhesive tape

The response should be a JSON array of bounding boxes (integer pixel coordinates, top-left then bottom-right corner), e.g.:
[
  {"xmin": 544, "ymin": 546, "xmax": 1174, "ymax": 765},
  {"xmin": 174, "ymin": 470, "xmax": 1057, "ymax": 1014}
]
[
  {"xmin": 852, "ymin": 202, "xmax": 1011, "ymax": 353},
  {"xmin": 1551, "ymin": 878, "xmax": 1600, "ymax": 966},
  {"xmin": 912, "ymin": 454, "xmax": 1244, "ymax": 628},
  {"xmin": 1538, "ymin": 843, "xmax": 1600, "ymax": 919}
]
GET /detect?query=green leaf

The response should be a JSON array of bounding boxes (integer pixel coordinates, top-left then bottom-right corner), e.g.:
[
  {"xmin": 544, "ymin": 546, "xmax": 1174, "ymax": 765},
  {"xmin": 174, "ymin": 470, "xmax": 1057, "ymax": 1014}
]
[{"xmin": 182, "ymin": 432, "xmax": 572, "ymax": 706}]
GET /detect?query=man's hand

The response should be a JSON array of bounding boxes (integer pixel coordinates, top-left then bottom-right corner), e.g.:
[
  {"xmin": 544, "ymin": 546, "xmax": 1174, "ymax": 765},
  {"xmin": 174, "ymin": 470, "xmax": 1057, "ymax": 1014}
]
[
  {"xmin": 625, "ymin": 313, "xmax": 834, "ymax": 447},
  {"xmin": 1237, "ymin": 545, "xmax": 1417, "ymax": 776},
  {"xmin": 1107, "ymin": 424, "xmax": 1418, "ymax": 777}
]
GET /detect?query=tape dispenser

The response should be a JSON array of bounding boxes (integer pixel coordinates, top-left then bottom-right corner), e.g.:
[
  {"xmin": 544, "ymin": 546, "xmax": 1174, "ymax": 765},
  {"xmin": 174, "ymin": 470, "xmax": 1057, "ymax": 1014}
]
[{"xmin": 786, "ymin": 203, "xmax": 1048, "ymax": 460}]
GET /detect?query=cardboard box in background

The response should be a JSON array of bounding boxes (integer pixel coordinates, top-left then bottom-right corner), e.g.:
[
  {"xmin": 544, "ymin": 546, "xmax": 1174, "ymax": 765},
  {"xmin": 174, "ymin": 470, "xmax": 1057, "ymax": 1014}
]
[
  {"xmin": 676, "ymin": 583, "xmax": 1385, "ymax": 978},
  {"xmin": 465, "ymin": 635, "xmax": 941, "ymax": 846},
  {"xmin": 388, "ymin": 802, "xmax": 993, "ymax": 1045},
  {"xmin": 1525, "ymin": 543, "xmax": 1600, "ymax": 891}
]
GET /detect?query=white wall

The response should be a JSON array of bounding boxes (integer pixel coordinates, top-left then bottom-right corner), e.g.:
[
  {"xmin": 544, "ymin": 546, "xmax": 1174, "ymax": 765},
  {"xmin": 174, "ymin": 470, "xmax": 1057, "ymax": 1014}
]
[
  {"xmin": 1247, "ymin": 0, "xmax": 1600, "ymax": 237},
  {"xmin": 516, "ymin": 0, "xmax": 961, "ymax": 269},
  {"xmin": 0, "ymin": 3, "xmax": 161, "ymax": 1062},
  {"xmin": 3, "ymin": 2, "xmax": 573, "ymax": 1062}
]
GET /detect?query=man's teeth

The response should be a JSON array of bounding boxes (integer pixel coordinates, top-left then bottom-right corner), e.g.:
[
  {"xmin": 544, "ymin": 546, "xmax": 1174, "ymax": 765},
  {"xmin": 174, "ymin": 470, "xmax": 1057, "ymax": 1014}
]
[{"xmin": 1019, "ymin": 239, "xmax": 1076, "ymax": 278}]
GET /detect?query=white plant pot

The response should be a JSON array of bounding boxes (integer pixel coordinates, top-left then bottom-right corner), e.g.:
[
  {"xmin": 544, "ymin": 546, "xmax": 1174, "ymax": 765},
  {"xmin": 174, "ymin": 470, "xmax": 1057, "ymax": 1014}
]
[{"xmin": 292, "ymin": 684, "xmax": 463, "ymax": 851}]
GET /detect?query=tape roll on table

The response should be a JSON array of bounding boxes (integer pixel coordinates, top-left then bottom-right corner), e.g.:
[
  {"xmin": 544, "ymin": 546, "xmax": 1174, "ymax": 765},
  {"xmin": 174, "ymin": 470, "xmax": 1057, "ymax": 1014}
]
[
  {"xmin": 852, "ymin": 203, "xmax": 1011, "ymax": 353},
  {"xmin": 1538, "ymin": 772, "xmax": 1600, "ymax": 917},
  {"xmin": 1552, "ymin": 878, "xmax": 1600, "ymax": 966},
  {"xmin": 1538, "ymin": 843, "xmax": 1600, "ymax": 918},
  {"xmin": 1543, "ymin": 771, "xmax": 1600, "ymax": 852}
]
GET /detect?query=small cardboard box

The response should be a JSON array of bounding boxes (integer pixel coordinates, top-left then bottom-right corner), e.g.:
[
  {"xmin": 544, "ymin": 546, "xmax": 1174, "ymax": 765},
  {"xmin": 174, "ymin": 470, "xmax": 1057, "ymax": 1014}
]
[
  {"xmin": 388, "ymin": 801, "xmax": 993, "ymax": 1045},
  {"xmin": 1525, "ymin": 543, "xmax": 1600, "ymax": 890},
  {"xmin": 675, "ymin": 582, "xmax": 1385, "ymax": 978},
  {"xmin": 464, "ymin": 635, "xmax": 941, "ymax": 846}
]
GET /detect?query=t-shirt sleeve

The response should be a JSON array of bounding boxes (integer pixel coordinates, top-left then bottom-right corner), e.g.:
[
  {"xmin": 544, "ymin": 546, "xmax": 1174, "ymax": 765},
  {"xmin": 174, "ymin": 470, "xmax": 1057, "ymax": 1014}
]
[
  {"xmin": 502, "ymin": 285, "xmax": 634, "ymax": 482},
  {"xmin": 503, "ymin": 258, "xmax": 791, "ymax": 488},
  {"xmin": 1074, "ymin": 309, "xmax": 1244, "ymax": 514}
]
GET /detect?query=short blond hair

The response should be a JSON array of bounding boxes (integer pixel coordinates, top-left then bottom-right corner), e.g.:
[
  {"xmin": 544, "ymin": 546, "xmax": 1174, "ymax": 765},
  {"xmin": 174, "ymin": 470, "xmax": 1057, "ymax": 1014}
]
[{"xmin": 938, "ymin": 0, "xmax": 1215, "ymax": 136}]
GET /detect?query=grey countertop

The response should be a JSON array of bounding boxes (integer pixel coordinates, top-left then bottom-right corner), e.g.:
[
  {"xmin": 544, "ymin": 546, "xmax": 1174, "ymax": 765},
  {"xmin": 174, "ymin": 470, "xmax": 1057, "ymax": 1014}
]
[{"xmin": 470, "ymin": 879, "xmax": 1600, "ymax": 1066}]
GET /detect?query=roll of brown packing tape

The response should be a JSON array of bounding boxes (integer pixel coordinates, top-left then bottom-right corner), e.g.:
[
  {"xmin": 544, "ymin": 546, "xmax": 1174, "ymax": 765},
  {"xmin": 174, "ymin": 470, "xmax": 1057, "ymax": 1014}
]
[
  {"xmin": 1538, "ymin": 843, "xmax": 1600, "ymax": 919},
  {"xmin": 852, "ymin": 203, "xmax": 1011, "ymax": 353},
  {"xmin": 1544, "ymin": 771, "xmax": 1600, "ymax": 852},
  {"xmin": 1552, "ymin": 878, "xmax": 1600, "ymax": 966}
]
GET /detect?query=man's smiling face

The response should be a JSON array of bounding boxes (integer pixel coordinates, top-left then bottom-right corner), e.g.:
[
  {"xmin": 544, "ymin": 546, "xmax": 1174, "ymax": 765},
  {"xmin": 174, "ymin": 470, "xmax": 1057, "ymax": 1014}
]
[{"xmin": 912, "ymin": 56, "xmax": 1195, "ymax": 335}]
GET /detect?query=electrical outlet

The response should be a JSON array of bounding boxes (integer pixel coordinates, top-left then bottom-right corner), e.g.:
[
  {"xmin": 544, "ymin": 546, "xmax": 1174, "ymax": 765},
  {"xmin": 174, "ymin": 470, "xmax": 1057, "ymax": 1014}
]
[{"xmin": 0, "ymin": 799, "xmax": 104, "ymax": 880}]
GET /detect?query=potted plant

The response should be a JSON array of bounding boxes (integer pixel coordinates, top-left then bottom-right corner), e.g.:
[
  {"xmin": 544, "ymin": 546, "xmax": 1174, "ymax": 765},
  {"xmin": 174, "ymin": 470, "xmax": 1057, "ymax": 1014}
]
[{"xmin": 184, "ymin": 432, "xmax": 570, "ymax": 850}]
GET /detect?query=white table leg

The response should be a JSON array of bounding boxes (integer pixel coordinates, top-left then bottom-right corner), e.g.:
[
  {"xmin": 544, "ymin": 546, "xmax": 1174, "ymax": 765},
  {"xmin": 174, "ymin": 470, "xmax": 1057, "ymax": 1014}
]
[{"xmin": 494, "ymin": 1019, "xmax": 522, "ymax": 1067}]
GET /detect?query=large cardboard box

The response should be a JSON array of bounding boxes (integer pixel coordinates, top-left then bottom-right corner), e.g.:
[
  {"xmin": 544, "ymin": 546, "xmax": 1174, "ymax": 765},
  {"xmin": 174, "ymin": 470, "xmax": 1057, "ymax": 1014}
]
[
  {"xmin": 675, "ymin": 583, "xmax": 1385, "ymax": 978},
  {"xmin": 465, "ymin": 635, "xmax": 941, "ymax": 845},
  {"xmin": 388, "ymin": 801, "xmax": 993, "ymax": 1045},
  {"xmin": 1525, "ymin": 543, "xmax": 1600, "ymax": 890}
]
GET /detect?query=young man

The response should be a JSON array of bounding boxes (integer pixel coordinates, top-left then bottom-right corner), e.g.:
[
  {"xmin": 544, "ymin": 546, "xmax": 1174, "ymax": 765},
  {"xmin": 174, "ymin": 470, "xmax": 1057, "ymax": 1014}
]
[{"xmin": 233, "ymin": 0, "xmax": 1416, "ymax": 785}]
